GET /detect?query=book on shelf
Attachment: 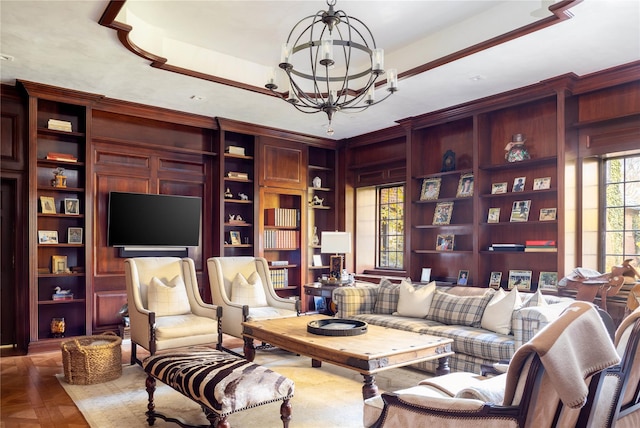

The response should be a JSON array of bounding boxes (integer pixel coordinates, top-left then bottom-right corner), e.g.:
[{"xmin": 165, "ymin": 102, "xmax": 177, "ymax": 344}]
[
  {"xmin": 270, "ymin": 260, "xmax": 289, "ymax": 266},
  {"xmin": 269, "ymin": 268, "xmax": 289, "ymax": 289},
  {"xmin": 524, "ymin": 247, "xmax": 557, "ymax": 252},
  {"xmin": 226, "ymin": 146, "xmax": 245, "ymax": 156},
  {"xmin": 52, "ymin": 293, "xmax": 74, "ymax": 300},
  {"xmin": 525, "ymin": 240, "xmax": 556, "ymax": 246},
  {"xmin": 227, "ymin": 171, "xmax": 249, "ymax": 180},
  {"xmin": 489, "ymin": 243, "xmax": 525, "ymax": 252},
  {"xmin": 264, "ymin": 208, "xmax": 299, "ymax": 227},
  {"xmin": 47, "ymin": 119, "xmax": 73, "ymax": 132},
  {"xmin": 46, "ymin": 152, "xmax": 78, "ymax": 162}
]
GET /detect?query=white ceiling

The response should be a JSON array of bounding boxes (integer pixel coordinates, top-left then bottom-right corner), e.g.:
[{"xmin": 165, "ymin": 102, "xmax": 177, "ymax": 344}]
[{"xmin": 1, "ymin": 1, "xmax": 639, "ymax": 139}]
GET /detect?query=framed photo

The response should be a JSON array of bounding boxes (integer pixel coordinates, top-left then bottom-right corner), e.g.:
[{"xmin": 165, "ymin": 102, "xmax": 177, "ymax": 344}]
[
  {"xmin": 433, "ymin": 201, "xmax": 454, "ymax": 225},
  {"xmin": 67, "ymin": 227, "xmax": 83, "ymax": 244},
  {"xmin": 508, "ymin": 270, "xmax": 532, "ymax": 291},
  {"xmin": 38, "ymin": 230, "xmax": 58, "ymax": 244},
  {"xmin": 436, "ymin": 234, "xmax": 455, "ymax": 251},
  {"xmin": 456, "ymin": 173, "xmax": 474, "ymax": 197},
  {"xmin": 64, "ymin": 198, "xmax": 80, "ymax": 215},
  {"xmin": 487, "ymin": 207, "xmax": 500, "ymax": 223},
  {"xmin": 512, "ymin": 176, "xmax": 526, "ymax": 192},
  {"xmin": 510, "ymin": 200, "xmax": 531, "ymax": 222},
  {"xmin": 457, "ymin": 270, "xmax": 469, "ymax": 285},
  {"xmin": 51, "ymin": 255, "xmax": 68, "ymax": 274},
  {"xmin": 312, "ymin": 254, "xmax": 323, "ymax": 267},
  {"xmin": 539, "ymin": 208, "xmax": 557, "ymax": 221},
  {"xmin": 533, "ymin": 177, "xmax": 551, "ymax": 190},
  {"xmin": 489, "ymin": 271, "xmax": 502, "ymax": 288},
  {"xmin": 420, "ymin": 177, "xmax": 441, "ymax": 201},
  {"xmin": 40, "ymin": 196, "xmax": 56, "ymax": 214},
  {"xmin": 491, "ymin": 182, "xmax": 508, "ymax": 194},
  {"xmin": 229, "ymin": 231, "xmax": 241, "ymax": 245},
  {"xmin": 538, "ymin": 271, "xmax": 558, "ymax": 291},
  {"xmin": 420, "ymin": 268, "xmax": 432, "ymax": 283}
]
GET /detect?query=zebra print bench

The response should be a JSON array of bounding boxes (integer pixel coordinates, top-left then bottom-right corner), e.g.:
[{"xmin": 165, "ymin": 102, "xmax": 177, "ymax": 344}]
[{"xmin": 142, "ymin": 348, "xmax": 294, "ymax": 428}]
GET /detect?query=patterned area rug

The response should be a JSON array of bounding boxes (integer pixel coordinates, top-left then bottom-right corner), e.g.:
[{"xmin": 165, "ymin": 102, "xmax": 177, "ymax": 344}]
[{"xmin": 57, "ymin": 347, "xmax": 428, "ymax": 427}]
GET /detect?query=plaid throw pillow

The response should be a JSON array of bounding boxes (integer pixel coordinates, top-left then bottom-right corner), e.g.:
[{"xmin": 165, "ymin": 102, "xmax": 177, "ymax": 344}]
[
  {"xmin": 427, "ymin": 289, "xmax": 495, "ymax": 327},
  {"xmin": 373, "ymin": 278, "xmax": 400, "ymax": 314}
]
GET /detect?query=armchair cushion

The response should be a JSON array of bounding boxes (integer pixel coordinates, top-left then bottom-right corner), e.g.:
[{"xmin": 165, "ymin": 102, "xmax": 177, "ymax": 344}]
[
  {"xmin": 148, "ymin": 275, "xmax": 191, "ymax": 316},
  {"xmin": 155, "ymin": 314, "xmax": 220, "ymax": 340},
  {"xmin": 248, "ymin": 306, "xmax": 299, "ymax": 321},
  {"xmin": 427, "ymin": 289, "xmax": 495, "ymax": 327},
  {"xmin": 394, "ymin": 279, "xmax": 436, "ymax": 318},
  {"xmin": 231, "ymin": 271, "xmax": 268, "ymax": 307}
]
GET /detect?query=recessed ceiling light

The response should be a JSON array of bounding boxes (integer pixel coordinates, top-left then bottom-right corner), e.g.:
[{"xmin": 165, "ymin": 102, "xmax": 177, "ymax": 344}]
[
  {"xmin": 0, "ymin": 53, "xmax": 15, "ymax": 61},
  {"xmin": 190, "ymin": 95, "xmax": 206, "ymax": 101},
  {"xmin": 469, "ymin": 75, "xmax": 485, "ymax": 82}
]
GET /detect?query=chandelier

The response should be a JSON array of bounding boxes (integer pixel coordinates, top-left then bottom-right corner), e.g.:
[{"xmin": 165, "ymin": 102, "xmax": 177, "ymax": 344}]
[{"xmin": 265, "ymin": 0, "xmax": 398, "ymax": 135}]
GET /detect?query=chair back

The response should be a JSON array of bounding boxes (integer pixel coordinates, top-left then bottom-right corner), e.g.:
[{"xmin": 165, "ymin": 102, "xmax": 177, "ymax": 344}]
[
  {"xmin": 613, "ymin": 307, "xmax": 640, "ymax": 425},
  {"xmin": 125, "ymin": 257, "xmax": 186, "ymax": 310},
  {"xmin": 208, "ymin": 256, "xmax": 274, "ymax": 304}
]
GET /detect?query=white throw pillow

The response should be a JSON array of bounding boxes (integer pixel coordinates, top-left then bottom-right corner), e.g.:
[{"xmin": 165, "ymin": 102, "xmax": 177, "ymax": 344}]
[
  {"xmin": 231, "ymin": 272, "xmax": 268, "ymax": 307},
  {"xmin": 522, "ymin": 289, "xmax": 548, "ymax": 307},
  {"xmin": 481, "ymin": 287, "xmax": 522, "ymax": 335},
  {"xmin": 394, "ymin": 279, "xmax": 436, "ymax": 318},
  {"xmin": 147, "ymin": 275, "xmax": 191, "ymax": 316}
]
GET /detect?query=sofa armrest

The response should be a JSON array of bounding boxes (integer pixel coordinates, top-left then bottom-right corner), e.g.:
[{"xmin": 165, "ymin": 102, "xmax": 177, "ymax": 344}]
[
  {"xmin": 332, "ymin": 283, "xmax": 378, "ymax": 318},
  {"xmin": 512, "ymin": 301, "xmax": 574, "ymax": 348}
]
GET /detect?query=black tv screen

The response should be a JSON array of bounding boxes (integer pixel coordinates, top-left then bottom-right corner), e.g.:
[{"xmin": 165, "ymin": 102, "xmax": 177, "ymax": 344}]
[{"xmin": 107, "ymin": 192, "xmax": 201, "ymax": 247}]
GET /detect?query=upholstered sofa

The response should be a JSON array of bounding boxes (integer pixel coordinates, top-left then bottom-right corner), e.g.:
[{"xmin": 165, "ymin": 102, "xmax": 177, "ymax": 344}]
[{"xmin": 332, "ymin": 279, "xmax": 575, "ymax": 374}]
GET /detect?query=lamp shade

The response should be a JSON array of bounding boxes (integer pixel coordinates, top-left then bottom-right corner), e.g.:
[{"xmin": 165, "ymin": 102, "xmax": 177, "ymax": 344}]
[{"xmin": 321, "ymin": 231, "xmax": 352, "ymax": 254}]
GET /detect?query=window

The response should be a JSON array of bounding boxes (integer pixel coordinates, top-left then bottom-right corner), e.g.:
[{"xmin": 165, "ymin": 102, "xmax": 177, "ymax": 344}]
[
  {"xmin": 377, "ymin": 184, "xmax": 404, "ymax": 269},
  {"xmin": 602, "ymin": 154, "xmax": 640, "ymax": 272}
]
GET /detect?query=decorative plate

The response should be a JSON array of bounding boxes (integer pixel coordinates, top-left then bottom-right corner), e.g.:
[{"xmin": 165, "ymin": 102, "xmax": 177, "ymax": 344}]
[{"xmin": 307, "ymin": 319, "xmax": 368, "ymax": 336}]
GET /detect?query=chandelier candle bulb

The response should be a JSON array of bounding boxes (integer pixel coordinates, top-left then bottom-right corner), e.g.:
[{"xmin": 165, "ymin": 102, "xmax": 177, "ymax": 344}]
[
  {"xmin": 280, "ymin": 43, "xmax": 291, "ymax": 65},
  {"xmin": 366, "ymin": 86, "xmax": 375, "ymax": 104},
  {"xmin": 372, "ymin": 48, "xmax": 384, "ymax": 73},
  {"xmin": 387, "ymin": 69, "xmax": 398, "ymax": 92},
  {"xmin": 321, "ymin": 37, "xmax": 334, "ymax": 65}
]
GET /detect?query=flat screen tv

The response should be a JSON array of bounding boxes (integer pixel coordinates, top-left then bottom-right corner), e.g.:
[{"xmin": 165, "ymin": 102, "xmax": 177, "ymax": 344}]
[{"xmin": 107, "ymin": 192, "xmax": 201, "ymax": 248}]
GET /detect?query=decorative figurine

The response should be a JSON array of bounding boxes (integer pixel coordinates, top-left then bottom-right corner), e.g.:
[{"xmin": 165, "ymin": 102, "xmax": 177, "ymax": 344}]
[
  {"xmin": 312, "ymin": 226, "xmax": 320, "ymax": 246},
  {"xmin": 504, "ymin": 133, "xmax": 530, "ymax": 162},
  {"xmin": 238, "ymin": 192, "xmax": 249, "ymax": 200},
  {"xmin": 441, "ymin": 150, "xmax": 456, "ymax": 172},
  {"xmin": 51, "ymin": 167, "xmax": 67, "ymax": 188},
  {"xmin": 312, "ymin": 176, "xmax": 322, "ymax": 188},
  {"xmin": 224, "ymin": 188, "xmax": 233, "ymax": 198},
  {"xmin": 50, "ymin": 317, "xmax": 65, "ymax": 338},
  {"xmin": 311, "ymin": 195, "xmax": 324, "ymax": 206}
]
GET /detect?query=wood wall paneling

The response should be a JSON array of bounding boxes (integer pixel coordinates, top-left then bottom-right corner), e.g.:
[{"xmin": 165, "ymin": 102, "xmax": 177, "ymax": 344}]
[
  {"xmin": 93, "ymin": 291, "xmax": 127, "ymax": 332},
  {"xmin": 258, "ymin": 137, "xmax": 306, "ymax": 189}
]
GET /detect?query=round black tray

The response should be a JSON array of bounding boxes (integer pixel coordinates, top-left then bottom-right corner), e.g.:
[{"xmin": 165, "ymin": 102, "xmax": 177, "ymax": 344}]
[{"xmin": 307, "ymin": 319, "xmax": 368, "ymax": 336}]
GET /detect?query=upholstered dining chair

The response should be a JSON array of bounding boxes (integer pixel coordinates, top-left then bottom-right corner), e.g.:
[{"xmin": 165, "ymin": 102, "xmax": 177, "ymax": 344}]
[
  {"xmin": 365, "ymin": 302, "xmax": 620, "ymax": 428},
  {"xmin": 207, "ymin": 257, "xmax": 300, "ymax": 350},
  {"xmin": 578, "ymin": 306, "xmax": 640, "ymax": 427},
  {"xmin": 124, "ymin": 257, "xmax": 222, "ymax": 365}
]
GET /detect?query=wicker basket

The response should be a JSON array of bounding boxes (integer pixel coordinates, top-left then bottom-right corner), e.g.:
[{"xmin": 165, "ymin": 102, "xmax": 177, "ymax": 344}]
[{"xmin": 61, "ymin": 333, "xmax": 122, "ymax": 385}]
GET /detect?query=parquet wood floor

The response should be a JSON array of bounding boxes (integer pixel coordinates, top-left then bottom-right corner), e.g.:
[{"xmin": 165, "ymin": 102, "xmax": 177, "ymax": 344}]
[{"xmin": 0, "ymin": 336, "xmax": 243, "ymax": 427}]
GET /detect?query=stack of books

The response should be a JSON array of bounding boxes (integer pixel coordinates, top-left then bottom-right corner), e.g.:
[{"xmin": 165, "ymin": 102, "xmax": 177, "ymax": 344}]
[
  {"xmin": 489, "ymin": 243, "xmax": 525, "ymax": 252},
  {"xmin": 46, "ymin": 152, "xmax": 78, "ymax": 162},
  {"xmin": 47, "ymin": 119, "xmax": 72, "ymax": 132},
  {"xmin": 524, "ymin": 240, "xmax": 557, "ymax": 252},
  {"xmin": 269, "ymin": 269, "xmax": 289, "ymax": 289},
  {"xmin": 264, "ymin": 208, "xmax": 299, "ymax": 227},
  {"xmin": 52, "ymin": 292, "xmax": 73, "ymax": 301},
  {"xmin": 270, "ymin": 260, "xmax": 289, "ymax": 267},
  {"xmin": 226, "ymin": 171, "xmax": 249, "ymax": 180}
]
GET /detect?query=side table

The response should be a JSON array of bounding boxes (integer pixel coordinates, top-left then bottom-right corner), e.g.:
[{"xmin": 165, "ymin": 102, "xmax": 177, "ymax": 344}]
[{"xmin": 303, "ymin": 283, "xmax": 353, "ymax": 315}]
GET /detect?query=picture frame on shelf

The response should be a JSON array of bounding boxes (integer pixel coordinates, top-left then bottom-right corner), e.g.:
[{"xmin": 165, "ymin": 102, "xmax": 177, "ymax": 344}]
[
  {"xmin": 420, "ymin": 177, "xmax": 441, "ymax": 201},
  {"xmin": 512, "ymin": 176, "xmax": 526, "ymax": 192},
  {"xmin": 456, "ymin": 173, "xmax": 474, "ymax": 197},
  {"xmin": 487, "ymin": 207, "xmax": 500, "ymax": 223},
  {"xmin": 432, "ymin": 201, "xmax": 454, "ymax": 225},
  {"xmin": 533, "ymin": 177, "xmax": 551, "ymax": 190},
  {"xmin": 457, "ymin": 270, "xmax": 469, "ymax": 285},
  {"xmin": 491, "ymin": 182, "xmax": 508, "ymax": 194},
  {"xmin": 51, "ymin": 255, "xmax": 68, "ymax": 274},
  {"xmin": 538, "ymin": 272, "xmax": 558, "ymax": 291},
  {"xmin": 67, "ymin": 227, "xmax": 83, "ymax": 244},
  {"xmin": 489, "ymin": 271, "xmax": 502, "ymax": 289},
  {"xmin": 539, "ymin": 208, "xmax": 557, "ymax": 221},
  {"xmin": 508, "ymin": 270, "xmax": 532, "ymax": 291},
  {"xmin": 420, "ymin": 268, "xmax": 432, "ymax": 283},
  {"xmin": 436, "ymin": 234, "xmax": 455, "ymax": 251},
  {"xmin": 40, "ymin": 196, "xmax": 56, "ymax": 214},
  {"xmin": 64, "ymin": 198, "xmax": 80, "ymax": 215},
  {"xmin": 509, "ymin": 200, "xmax": 531, "ymax": 222},
  {"xmin": 312, "ymin": 254, "xmax": 323, "ymax": 267},
  {"xmin": 38, "ymin": 230, "xmax": 58, "ymax": 244},
  {"xmin": 230, "ymin": 231, "xmax": 241, "ymax": 245}
]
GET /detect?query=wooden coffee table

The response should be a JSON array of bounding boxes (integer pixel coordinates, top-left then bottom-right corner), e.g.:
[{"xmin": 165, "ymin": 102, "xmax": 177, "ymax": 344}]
[{"xmin": 242, "ymin": 314, "xmax": 453, "ymax": 399}]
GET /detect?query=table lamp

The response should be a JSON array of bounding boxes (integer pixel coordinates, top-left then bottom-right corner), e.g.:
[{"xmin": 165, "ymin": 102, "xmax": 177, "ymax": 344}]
[{"xmin": 321, "ymin": 231, "xmax": 352, "ymax": 282}]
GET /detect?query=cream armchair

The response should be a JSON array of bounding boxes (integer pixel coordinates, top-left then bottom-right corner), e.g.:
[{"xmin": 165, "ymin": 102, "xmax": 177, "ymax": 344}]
[
  {"xmin": 124, "ymin": 257, "xmax": 222, "ymax": 365},
  {"xmin": 207, "ymin": 257, "xmax": 300, "ymax": 347},
  {"xmin": 365, "ymin": 302, "xmax": 621, "ymax": 428}
]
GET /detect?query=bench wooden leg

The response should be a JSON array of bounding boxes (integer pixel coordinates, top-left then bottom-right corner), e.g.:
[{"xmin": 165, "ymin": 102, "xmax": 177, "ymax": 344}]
[
  {"xmin": 215, "ymin": 416, "xmax": 230, "ymax": 428},
  {"xmin": 435, "ymin": 356, "xmax": 450, "ymax": 376},
  {"xmin": 145, "ymin": 374, "xmax": 156, "ymax": 426},
  {"xmin": 280, "ymin": 398, "xmax": 292, "ymax": 428}
]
